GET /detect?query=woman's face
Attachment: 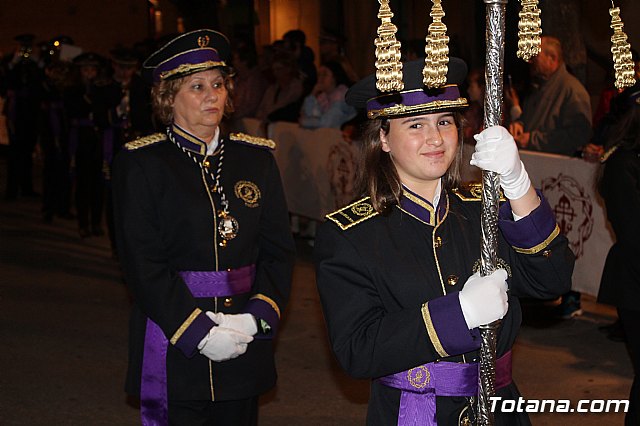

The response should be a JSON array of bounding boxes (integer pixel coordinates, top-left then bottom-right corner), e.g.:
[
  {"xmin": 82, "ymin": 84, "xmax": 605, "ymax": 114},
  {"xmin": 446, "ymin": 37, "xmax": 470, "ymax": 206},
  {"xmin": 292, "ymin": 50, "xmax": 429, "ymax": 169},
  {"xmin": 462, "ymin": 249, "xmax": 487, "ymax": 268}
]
[
  {"xmin": 172, "ymin": 69, "xmax": 228, "ymax": 136},
  {"xmin": 380, "ymin": 112, "xmax": 459, "ymax": 189},
  {"xmin": 316, "ymin": 65, "xmax": 337, "ymax": 92}
]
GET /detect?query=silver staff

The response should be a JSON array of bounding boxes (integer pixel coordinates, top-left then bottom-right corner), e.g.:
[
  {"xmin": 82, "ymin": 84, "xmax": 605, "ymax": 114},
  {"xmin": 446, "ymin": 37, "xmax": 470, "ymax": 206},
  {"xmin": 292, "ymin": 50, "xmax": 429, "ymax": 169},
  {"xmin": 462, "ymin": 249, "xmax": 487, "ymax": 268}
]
[{"xmin": 478, "ymin": 1, "xmax": 507, "ymax": 425}]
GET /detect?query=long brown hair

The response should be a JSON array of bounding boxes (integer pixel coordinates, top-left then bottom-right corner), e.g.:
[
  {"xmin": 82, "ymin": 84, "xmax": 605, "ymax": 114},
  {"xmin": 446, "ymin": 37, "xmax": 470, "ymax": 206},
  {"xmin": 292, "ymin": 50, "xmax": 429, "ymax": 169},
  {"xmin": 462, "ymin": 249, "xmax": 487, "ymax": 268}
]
[
  {"xmin": 150, "ymin": 66, "xmax": 236, "ymax": 125},
  {"xmin": 356, "ymin": 111, "xmax": 465, "ymax": 213}
]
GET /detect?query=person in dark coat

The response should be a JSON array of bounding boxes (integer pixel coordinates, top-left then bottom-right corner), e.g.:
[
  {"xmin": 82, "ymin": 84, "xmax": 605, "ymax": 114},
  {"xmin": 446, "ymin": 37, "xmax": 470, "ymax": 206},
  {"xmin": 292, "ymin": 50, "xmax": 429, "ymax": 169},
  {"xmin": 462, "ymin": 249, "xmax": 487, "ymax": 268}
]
[
  {"xmin": 40, "ymin": 58, "xmax": 74, "ymax": 222},
  {"xmin": 102, "ymin": 47, "xmax": 153, "ymax": 256},
  {"xmin": 4, "ymin": 33, "xmax": 44, "ymax": 200},
  {"xmin": 112, "ymin": 29, "xmax": 295, "ymax": 426},
  {"xmin": 64, "ymin": 52, "xmax": 110, "ymax": 238},
  {"xmin": 597, "ymin": 93, "xmax": 640, "ymax": 426},
  {"xmin": 313, "ymin": 57, "xmax": 575, "ymax": 425}
]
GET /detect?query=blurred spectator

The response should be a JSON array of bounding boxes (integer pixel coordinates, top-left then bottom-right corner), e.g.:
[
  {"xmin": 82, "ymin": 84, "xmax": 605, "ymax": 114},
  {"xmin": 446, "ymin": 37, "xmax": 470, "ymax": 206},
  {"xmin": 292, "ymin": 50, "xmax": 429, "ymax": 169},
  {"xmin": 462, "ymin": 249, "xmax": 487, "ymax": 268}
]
[
  {"xmin": 583, "ymin": 49, "xmax": 640, "ymax": 163},
  {"xmin": 64, "ymin": 52, "xmax": 110, "ymax": 238},
  {"xmin": 254, "ymin": 50, "xmax": 304, "ymax": 123},
  {"xmin": 319, "ymin": 30, "xmax": 359, "ymax": 83},
  {"xmin": 463, "ymin": 67, "xmax": 485, "ymax": 146},
  {"xmin": 508, "ymin": 36, "xmax": 592, "ymax": 156},
  {"xmin": 299, "ymin": 60, "xmax": 356, "ymax": 129},
  {"xmin": 596, "ymin": 94, "xmax": 640, "ymax": 426},
  {"xmin": 102, "ymin": 47, "xmax": 153, "ymax": 255},
  {"xmin": 508, "ymin": 36, "xmax": 593, "ymax": 319},
  {"xmin": 283, "ymin": 29, "xmax": 317, "ymax": 96},
  {"xmin": 40, "ymin": 58, "xmax": 74, "ymax": 223},
  {"xmin": 4, "ymin": 33, "xmax": 44, "ymax": 200},
  {"xmin": 230, "ymin": 41, "xmax": 269, "ymax": 130},
  {"xmin": 400, "ymin": 38, "xmax": 424, "ymax": 62}
]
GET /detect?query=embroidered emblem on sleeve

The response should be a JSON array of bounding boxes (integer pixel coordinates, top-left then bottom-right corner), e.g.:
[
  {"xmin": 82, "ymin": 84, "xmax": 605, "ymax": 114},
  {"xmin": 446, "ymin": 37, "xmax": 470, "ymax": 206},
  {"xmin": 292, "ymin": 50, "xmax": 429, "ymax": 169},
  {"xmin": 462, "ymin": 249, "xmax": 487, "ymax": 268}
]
[{"xmin": 326, "ymin": 197, "xmax": 379, "ymax": 230}]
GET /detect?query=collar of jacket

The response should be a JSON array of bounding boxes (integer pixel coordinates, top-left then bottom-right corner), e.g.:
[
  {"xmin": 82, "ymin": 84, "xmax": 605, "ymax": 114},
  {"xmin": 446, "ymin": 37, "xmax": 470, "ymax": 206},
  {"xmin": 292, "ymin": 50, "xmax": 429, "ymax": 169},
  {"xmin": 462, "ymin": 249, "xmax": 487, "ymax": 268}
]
[
  {"xmin": 169, "ymin": 123, "xmax": 209, "ymax": 156},
  {"xmin": 399, "ymin": 186, "xmax": 448, "ymax": 226}
]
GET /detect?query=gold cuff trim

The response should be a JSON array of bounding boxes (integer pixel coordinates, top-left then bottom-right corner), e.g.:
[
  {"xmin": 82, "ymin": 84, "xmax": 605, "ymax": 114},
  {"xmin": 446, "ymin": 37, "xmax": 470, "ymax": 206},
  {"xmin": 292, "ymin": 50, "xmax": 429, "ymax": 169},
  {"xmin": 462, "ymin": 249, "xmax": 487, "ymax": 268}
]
[
  {"xmin": 170, "ymin": 308, "xmax": 203, "ymax": 345},
  {"xmin": 512, "ymin": 224, "xmax": 560, "ymax": 254},
  {"xmin": 421, "ymin": 302, "xmax": 449, "ymax": 358},
  {"xmin": 368, "ymin": 98, "xmax": 468, "ymax": 119},
  {"xmin": 251, "ymin": 294, "xmax": 281, "ymax": 319}
]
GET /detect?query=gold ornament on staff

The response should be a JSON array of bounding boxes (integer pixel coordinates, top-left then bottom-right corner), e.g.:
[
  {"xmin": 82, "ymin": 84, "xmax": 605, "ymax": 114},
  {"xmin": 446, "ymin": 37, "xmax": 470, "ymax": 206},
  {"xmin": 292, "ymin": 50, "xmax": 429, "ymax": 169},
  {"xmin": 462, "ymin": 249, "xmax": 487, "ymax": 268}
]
[
  {"xmin": 516, "ymin": 0, "xmax": 541, "ymax": 61},
  {"xmin": 609, "ymin": 3, "xmax": 636, "ymax": 89},
  {"xmin": 423, "ymin": 0, "xmax": 449, "ymax": 88},
  {"xmin": 374, "ymin": 0, "xmax": 404, "ymax": 92}
]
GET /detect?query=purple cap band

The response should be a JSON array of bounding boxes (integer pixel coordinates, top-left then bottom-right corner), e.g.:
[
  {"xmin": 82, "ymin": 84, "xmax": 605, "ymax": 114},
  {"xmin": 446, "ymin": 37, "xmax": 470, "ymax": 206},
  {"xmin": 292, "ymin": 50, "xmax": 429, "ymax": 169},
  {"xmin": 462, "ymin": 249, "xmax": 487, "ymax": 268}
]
[
  {"xmin": 153, "ymin": 48, "xmax": 224, "ymax": 82},
  {"xmin": 366, "ymin": 86, "xmax": 462, "ymax": 113}
]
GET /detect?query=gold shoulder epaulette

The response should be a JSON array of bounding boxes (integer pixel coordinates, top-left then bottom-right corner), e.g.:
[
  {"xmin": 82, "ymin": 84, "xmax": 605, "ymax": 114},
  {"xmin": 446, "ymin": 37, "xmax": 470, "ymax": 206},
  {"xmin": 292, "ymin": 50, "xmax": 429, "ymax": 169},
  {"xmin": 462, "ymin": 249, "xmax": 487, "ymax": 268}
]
[
  {"xmin": 124, "ymin": 133, "xmax": 166, "ymax": 150},
  {"xmin": 326, "ymin": 197, "xmax": 379, "ymax": 230},
  {"xmin": 452, "ymin": 183, "xmax": 506, "ymax": 202},
  {"xmin": 230, "ymin": 132, "xmax": 276, "ymax": 150}
]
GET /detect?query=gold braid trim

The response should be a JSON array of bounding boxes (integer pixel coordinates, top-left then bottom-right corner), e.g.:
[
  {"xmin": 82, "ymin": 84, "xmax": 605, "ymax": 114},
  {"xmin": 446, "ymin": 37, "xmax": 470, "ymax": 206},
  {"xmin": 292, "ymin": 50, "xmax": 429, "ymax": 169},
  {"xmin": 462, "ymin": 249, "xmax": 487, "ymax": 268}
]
[
  {"xmin": 421, "ymin": 302, "xmax": 449, "ymax": 358},
  {"xmin": 159, "ymin": 60, "xmax": 226, "ymax": 80},
  {"xmin": 230, "ymin": 132, "xmax": 276, "ymax": 149},
  {"xmin": 609, "ymin": 5, "xmax": 637, "ymax": 90},
  {"xmin": 368, "ymin": 98, "xmax": 468, "ymax": 119},
  {"xmin": 170, "ymin": 308, "xmax": 203, "ymax": 345},
  {"xmin": 374, "ymin": 0, "xmax": 404, "ymax": 93},
  {"xmin": 516, "ymin": 0, "xmax": 542, "ymax": 62},
  {"xmin": 250, "ymin": 294, "xmax": 281, "ymax": 319},
  {"xmin": 423, "ymin": 0, "xmax": 449, "ymax": 89}
]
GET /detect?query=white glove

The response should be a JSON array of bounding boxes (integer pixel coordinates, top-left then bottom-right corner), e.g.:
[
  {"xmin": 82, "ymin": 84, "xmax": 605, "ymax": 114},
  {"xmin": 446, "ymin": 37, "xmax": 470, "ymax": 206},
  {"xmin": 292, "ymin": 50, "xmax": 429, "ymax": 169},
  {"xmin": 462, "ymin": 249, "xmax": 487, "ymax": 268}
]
[
  {"xmin": 206, "ymin": 312, "xmax": 258, "ymax": 337},
  {"xmin": 471, "ymin": 125, "xmax": 532, "ymax": 200},
  {"xmin": 197, "ymin": 326, "xmax": 253, "ymax": 362},
  {"xmin": 458, "ymin": 269, "xmax": 509, "ymax": 330}
]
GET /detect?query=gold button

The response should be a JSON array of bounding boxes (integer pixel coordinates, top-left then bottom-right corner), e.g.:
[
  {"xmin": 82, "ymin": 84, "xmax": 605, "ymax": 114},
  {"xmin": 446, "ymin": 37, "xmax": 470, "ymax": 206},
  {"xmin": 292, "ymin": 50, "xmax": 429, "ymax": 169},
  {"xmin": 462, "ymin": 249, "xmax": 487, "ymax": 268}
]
[
  {"xmin": 434, "ymin": 236, "xmax": 442, "ymax": 248},
  {"xmin": 203, "ymin": 160, "xmax": 211, "ymax": 168},
  {"xmin": 447, "ymin": 275, "xmax": 458, "ymax": 286},
  {"xmin": 224, "ymin": 297, "xmax": 233, "ymax": 307},
  {"xmin": 542, "ymin": 249, "xmax": 552, "ymax": 258}
]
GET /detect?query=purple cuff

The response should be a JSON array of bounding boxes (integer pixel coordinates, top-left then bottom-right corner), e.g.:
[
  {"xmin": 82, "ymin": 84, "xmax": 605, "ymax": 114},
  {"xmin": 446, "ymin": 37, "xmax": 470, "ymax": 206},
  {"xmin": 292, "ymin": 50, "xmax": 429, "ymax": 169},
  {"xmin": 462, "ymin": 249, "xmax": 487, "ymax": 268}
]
[
  {"xmin": 428, "ymin": 293, "xmax": 480, "ymax": 356},
  {"xmin": 173, "ymin": 313, "xmax": 216, "ymax": 358},
  {"xmin": 498, "ymin": 191, "xmax": 558, "ymax": 251},
  {"xmin": 243, "ymin": 298, "xmax": 280, "ymax": 340}
]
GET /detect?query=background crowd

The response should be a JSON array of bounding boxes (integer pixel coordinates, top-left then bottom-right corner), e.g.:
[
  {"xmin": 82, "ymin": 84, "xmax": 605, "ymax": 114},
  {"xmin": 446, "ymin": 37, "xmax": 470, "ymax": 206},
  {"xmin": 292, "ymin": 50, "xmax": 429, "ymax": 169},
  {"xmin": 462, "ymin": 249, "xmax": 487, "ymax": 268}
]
[{"xmin": 1, "ymin": 29, "xmax": 639, "ymax": 422}]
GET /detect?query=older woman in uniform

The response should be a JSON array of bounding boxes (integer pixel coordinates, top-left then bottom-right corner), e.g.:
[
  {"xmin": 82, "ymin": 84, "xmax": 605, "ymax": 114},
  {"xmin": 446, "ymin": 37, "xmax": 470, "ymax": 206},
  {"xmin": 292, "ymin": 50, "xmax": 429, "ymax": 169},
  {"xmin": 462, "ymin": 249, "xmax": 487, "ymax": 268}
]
[
  {"xmin": 314, "ymin": 58, "xmax": 574, "ymax": 425},
  {"xmin": 112, "ymin": 30, "xmax": 295, "ymax": 425}
]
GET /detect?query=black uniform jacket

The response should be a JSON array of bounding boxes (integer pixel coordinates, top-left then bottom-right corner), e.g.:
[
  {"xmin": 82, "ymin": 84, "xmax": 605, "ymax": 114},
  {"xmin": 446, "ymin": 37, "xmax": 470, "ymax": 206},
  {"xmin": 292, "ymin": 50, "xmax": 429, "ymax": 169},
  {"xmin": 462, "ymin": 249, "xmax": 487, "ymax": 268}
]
[
  {"xmin": 597, "ymin": 145, "xmax": 640, "ymax": 311},
  {"xmin": 112, "ymin": 125, "xmax": 295, "ymax": 401},
  {"xmin": 314, "ymin": 185, "xmax": 574, "ymax": 425}
]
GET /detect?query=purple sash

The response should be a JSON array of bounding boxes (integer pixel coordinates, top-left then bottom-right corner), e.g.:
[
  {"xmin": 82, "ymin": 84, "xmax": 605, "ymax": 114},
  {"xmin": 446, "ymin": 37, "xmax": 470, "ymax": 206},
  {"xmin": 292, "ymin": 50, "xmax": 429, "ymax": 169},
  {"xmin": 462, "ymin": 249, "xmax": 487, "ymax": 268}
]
[
  {"xmin": 140, "ymin": 264, "xmax": 256, "ymax": 426},
  {"xmin": 377, "ymin": 351, "xmax": 512, "ymax": 426}
]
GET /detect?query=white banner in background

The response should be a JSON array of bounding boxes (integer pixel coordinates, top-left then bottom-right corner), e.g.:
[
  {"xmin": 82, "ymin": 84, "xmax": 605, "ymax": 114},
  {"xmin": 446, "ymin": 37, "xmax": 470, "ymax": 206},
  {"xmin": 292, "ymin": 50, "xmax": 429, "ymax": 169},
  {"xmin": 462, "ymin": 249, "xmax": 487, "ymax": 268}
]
[{"xmin": 268, "ymin": 122, "xmax": 359, "ymax": 221}]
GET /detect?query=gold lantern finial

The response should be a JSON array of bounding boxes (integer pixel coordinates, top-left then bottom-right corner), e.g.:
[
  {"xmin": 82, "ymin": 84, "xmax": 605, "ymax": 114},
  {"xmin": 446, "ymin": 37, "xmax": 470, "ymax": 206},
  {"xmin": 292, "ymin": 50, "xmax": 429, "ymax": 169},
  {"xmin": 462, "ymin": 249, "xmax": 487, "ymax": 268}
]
[
  {"xmin": 609, "ymin": 3, "xmax": 636, "ymax": 89},
  {"xmin": 422, "ymin": 0, "xmax": 449, "ymax": 88},
  {"xmin": 374, "ymin": 0, "xmax": 404, "ymax": 92},
  {"xmin": 516, "ymin": 0, "xmax": 542, "ymax": 62}
]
